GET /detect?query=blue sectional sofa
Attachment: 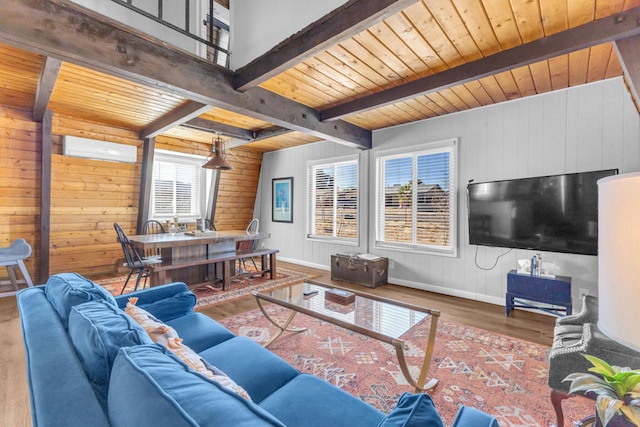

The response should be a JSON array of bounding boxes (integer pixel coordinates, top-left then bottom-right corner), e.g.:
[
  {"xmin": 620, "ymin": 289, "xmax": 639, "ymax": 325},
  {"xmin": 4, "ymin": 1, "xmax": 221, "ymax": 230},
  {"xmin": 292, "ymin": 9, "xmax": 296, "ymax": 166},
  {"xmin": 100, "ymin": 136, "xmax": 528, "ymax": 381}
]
[{"xmin": 17, "ymin": 273, "xmax": 499, "ymax": 427}]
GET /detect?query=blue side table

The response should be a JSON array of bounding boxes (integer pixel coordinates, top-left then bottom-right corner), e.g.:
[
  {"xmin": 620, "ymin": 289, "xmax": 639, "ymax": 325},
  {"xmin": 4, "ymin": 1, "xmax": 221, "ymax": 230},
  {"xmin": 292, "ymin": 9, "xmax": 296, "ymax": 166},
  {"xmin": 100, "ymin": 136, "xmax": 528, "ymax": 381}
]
[{"xmin": 506, "ymin": 270, "xmax": 572, "ymax": 317}]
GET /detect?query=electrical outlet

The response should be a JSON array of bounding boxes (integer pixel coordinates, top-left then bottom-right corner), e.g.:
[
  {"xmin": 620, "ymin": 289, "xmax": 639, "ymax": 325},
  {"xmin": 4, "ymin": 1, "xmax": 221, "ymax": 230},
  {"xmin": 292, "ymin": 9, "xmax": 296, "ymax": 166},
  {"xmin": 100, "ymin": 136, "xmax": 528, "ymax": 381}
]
[
  {"xmin": 388, "ymin": 259, "xmax": 395, "ymax": 269},
  {"xmin": 579, "ymin": 288, "xmax": 589, "ymax": 298}
]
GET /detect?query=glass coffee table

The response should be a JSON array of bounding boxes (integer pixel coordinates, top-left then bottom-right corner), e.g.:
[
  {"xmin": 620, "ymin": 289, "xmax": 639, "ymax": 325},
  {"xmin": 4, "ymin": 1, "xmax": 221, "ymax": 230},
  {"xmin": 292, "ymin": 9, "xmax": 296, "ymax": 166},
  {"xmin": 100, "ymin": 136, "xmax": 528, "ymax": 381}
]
[{"xmin": 254, "ymin": 280, "xmax": 440, "ymax": 392}]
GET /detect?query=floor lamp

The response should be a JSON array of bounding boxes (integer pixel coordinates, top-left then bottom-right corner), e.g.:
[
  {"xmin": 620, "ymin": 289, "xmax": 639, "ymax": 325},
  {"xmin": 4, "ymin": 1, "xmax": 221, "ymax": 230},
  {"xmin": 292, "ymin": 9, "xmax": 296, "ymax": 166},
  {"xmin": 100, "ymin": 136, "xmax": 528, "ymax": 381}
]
[{"xmin": 598, "ymin": 171, "xmax": 640, "ymax": 353}]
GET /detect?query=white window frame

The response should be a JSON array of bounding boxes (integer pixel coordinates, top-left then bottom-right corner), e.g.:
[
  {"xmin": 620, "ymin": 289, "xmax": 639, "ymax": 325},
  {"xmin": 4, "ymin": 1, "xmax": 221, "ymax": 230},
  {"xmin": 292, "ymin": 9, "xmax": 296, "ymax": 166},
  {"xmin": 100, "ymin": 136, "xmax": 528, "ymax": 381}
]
[
  {"xmin": 306, "ymin": 154, "xmax": 359, "ymax": 245},
  {"xmin": 374, "ymin": 138, "xmax": 458, "ymax": 257},
  {"xmin": 151, "ymin": 150, "xmax": 209, "ymax": 223}
]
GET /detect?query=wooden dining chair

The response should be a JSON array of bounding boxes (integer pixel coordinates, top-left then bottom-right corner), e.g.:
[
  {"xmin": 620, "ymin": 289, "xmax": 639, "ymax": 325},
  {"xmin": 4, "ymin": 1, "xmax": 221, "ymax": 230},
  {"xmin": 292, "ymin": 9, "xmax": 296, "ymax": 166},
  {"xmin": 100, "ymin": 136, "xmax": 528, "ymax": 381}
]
[
  {"xmin": 237, "ymin": 218, "xmax": 259, "ymax": 273},
  {"xmin": 114, "ymin": 223, "xmax": 161, "ymax": 294},
  {"xmin": 141, "ymin": 220, "xmax": 165, "ymax": 258}
]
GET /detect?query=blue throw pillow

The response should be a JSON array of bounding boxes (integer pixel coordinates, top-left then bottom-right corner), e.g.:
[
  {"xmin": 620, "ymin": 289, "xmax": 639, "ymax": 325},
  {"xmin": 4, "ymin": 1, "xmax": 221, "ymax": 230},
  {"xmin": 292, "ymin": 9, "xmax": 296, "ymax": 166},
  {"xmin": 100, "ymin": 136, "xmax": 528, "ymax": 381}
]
[
  {"xmin": 45, "ymin": 273, "xmax": 116, "ymax": 328},
  {"xmin": 68, "ymin": 300, "xmax": 153, "ymax": 411},
  {"xmin": 378, "ymin": 392, "xmax": 444, "ymax": 427}
]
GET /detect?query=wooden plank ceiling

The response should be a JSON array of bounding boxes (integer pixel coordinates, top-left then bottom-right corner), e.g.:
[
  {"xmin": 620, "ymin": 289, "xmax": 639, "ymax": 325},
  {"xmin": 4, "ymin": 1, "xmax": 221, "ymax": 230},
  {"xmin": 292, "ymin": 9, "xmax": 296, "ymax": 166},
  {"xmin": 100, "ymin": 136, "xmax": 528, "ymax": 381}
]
[{"xmin": 0, "ymin": 0, "xmax": 638, "ymax": 152}]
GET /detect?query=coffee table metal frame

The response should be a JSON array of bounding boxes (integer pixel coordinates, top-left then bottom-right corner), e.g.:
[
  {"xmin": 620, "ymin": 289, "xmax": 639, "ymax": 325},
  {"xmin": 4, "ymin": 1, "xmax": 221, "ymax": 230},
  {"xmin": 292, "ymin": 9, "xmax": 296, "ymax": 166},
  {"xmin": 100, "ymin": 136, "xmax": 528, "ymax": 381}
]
[{"xmin": 254, "ymin": 280, "xmax": 440, "ymax": 393}]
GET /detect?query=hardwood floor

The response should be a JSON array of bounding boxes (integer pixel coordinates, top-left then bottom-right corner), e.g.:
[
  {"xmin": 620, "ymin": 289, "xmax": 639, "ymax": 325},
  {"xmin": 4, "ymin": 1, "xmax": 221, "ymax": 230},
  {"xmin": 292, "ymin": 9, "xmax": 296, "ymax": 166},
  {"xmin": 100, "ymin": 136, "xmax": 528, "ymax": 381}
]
[
  {"xmin": 0, "ymin": 261, "xmax": 557, "ymax": 426},
  {"xmin": 199, "ymin": 261, "xmax": 558, "ymax": 347}
]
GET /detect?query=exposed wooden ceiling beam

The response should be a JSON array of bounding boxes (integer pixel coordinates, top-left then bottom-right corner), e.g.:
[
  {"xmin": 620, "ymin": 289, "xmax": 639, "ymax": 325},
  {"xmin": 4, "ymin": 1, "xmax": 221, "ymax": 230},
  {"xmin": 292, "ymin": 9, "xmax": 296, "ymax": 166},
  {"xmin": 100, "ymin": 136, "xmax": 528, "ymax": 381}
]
[
  {"xmin": 615, "ymin": 34, "xmax": 640, "ymax": 111},
  {"xmin": 183, "ymin": 117, "xmax": 255, "ymax": 140},
  {"xmin": 252, "ymin": 126, "xmax": 291, "ymax": 142},
  {"xmin": 33, "ymin": 57, "xmax": 62, "ymax": 122},
  {"xmin": 0, "ymin": 0, "xmax": 371, "ymax": 149},
  {"xmin": 233, "ymin": 0, "xmax": 419, "ymax": 92},
  {"xmin": 321, "ymin": 6, "xmax": 640, "ymax": 121},
  {"xmin": 140, "ymin": 102, "xmax": 212, "ymax": 139},
  {"xmin": 184, "ymin": 118, "xmax": 292, "ymax": 143}
]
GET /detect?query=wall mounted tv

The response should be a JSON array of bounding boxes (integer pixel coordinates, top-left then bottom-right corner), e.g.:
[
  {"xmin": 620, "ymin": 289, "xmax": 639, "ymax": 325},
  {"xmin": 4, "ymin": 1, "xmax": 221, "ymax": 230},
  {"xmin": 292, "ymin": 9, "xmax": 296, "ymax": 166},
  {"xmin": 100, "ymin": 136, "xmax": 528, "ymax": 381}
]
[{"xmin": 467, "ymin": 169, "xmax": 618, "ymax": 256}]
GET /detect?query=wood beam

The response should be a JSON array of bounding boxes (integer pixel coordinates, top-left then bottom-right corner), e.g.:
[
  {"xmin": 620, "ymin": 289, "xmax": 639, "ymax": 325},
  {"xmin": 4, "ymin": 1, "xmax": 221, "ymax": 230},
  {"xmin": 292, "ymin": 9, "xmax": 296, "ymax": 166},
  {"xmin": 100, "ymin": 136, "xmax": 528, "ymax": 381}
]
[
  {"xmin": 614, "ymin": 34, "xmax": 640, "ymax": 111},
  {"xmin": 0, "ymin": 0, "xmax": 370, "ymax": 149},
  {"xmin": 252, "ymin": 126, "xmax": 291, "ymax": 142},
  {"xmin": 183, "ymin": 117, "xmax": 254, "ymax": 140},
  {"xmin": 140, "ymin": 102, "xmax": 211, "ymax": 139},
  {"xmin": 40, "ymin": 110, "xmax": 52, "ymax": 282},
  {"xmin": 321, "ymin": 6, "xmax": 640, "ymax": 121},
  {"xmin": 33, "ymin": 57, "xmax": 62, "ymax": 122},
  {"xmin": 233, "ymin": 0, "xmax": 419, "ymax": 91},
  {"xmin": 136, "ymin": 137, "xmax": 155, "ymax": 235}
]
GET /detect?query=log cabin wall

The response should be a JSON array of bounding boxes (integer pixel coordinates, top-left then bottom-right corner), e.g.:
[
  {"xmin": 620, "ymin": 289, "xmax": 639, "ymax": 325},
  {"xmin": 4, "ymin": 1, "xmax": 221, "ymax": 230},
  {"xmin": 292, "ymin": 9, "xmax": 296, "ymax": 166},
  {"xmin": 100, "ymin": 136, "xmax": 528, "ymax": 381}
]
[{"xmin": 0, "ymin": 106, "xmax": 41, "ymax": 283}]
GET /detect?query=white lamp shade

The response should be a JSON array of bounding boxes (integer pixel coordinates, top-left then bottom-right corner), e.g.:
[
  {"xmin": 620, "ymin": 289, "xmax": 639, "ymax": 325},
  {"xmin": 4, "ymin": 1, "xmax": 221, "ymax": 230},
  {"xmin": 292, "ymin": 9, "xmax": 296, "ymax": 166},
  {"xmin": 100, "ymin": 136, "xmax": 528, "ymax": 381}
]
[{"xmin": 598, "ymin": 172, "xmax": 640, "ymax": 352}]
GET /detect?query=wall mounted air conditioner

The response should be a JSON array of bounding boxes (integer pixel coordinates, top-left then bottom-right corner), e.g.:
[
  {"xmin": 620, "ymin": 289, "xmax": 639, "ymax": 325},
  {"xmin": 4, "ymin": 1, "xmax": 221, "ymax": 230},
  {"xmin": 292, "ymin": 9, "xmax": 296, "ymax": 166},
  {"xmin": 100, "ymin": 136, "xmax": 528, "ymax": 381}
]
[{"xmin": 63, "ymin": 136, "xmax": 137, "ymax": 163}]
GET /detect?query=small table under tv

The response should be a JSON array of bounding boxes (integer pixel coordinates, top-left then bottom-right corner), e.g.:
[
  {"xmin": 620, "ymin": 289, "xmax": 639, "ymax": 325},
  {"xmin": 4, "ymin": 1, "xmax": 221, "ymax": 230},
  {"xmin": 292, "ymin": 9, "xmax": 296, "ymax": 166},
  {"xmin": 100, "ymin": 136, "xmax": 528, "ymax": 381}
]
[
  {"xmin": 506, "ymin": 270, "xmax": 572, "ymax": 317},
  {"xmin": 254, "ymin": 280, "xmax": 440, "ymax": 392}
]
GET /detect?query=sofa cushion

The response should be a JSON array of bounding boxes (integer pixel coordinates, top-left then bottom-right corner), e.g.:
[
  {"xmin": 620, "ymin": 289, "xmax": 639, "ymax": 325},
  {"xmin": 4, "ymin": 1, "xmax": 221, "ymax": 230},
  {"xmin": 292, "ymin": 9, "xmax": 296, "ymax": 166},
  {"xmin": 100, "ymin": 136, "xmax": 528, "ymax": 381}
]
[
  {"xmin": 259, "ymin": 374, "xmax": 384, "ymax": 427},
  {"xmin": 45, "ymin": 272, "xmax": 116, "ymax": 328},
  {"xmin": 377, "ymin": 392, "xmax": 443, "ymax": 427},
  {"xmin": 108, "ymin": 344, "xmax": 287, "ymax": 427},
  {"xmin": 68, "ymin": 300, "xmax": 153, "ymax": 410},
  {"xmin": 165, "ymin": 336, "xmax": 251, "ymax": 399},
  {"xmin": 198, "ymin": 336, "xmax": 300, "ymax": 403},
  {"xmin": 115, "ymin": 284, "xmax": 196, "ymax": 322},
  {"xmin": 166, "ymin": 312, "xmax": 235, "ymax": 353}
]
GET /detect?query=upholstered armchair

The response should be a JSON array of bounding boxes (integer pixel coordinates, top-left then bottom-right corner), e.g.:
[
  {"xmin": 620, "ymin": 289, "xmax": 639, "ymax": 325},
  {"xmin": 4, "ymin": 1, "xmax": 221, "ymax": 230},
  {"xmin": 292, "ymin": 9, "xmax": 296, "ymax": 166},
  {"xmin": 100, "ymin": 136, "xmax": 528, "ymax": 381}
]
[{"xmin": 548, "ymin": 295, "xmax": 640, "ymax": 426}]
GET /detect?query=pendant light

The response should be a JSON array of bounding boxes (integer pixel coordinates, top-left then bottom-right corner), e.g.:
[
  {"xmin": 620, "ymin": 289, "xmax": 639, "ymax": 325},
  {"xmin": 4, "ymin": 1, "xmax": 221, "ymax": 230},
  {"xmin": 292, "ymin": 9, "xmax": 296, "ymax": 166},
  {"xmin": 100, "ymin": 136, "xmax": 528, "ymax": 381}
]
[{"xmin": 203, "ymin": 134, "xmax": 233, "ymax": 170}]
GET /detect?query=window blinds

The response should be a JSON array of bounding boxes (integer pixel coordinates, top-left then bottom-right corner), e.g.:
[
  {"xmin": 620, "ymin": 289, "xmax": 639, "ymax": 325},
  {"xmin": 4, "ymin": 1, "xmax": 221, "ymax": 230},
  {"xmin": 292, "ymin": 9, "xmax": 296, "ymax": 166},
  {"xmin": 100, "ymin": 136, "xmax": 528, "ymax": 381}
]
[
  {"xmin": 152, "ymin": 153, "xmax": 204, "ymax": 221},
  {"xmin": 307, "ymin": 157, "xmax": 358, "ymax": 242},
  {"xmin": 375, "ymin": 140, "xmax": 456, "ymax": 255}
]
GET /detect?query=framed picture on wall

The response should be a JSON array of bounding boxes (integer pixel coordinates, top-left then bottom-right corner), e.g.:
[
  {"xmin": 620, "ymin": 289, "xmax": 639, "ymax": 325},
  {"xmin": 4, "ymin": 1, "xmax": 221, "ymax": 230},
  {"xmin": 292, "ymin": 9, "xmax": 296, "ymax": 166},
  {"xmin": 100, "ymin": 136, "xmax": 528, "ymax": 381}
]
[{"xmin": 272, "ymin": 177, "xmax": 293, "ymax": 223}]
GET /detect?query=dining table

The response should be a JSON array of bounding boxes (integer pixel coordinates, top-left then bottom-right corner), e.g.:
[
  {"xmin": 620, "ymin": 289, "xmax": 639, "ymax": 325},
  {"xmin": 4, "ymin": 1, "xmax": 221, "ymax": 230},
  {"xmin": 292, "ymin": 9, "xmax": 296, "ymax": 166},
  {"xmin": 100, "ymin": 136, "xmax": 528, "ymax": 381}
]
[{"xmin": 128, "ymin": 230, "xmax": 271, "ymax": 287}]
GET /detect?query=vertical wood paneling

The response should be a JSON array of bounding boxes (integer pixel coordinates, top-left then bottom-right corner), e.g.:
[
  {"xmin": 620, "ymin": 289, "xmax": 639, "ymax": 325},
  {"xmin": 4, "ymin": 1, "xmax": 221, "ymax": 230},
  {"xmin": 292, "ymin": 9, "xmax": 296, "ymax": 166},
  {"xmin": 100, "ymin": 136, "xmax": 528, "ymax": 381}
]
[
  {"xmin": 50, "ymin": 115, "xmax": 143, "ymax": 276},
  {"xmin": 0, "ymin": 107, "xmax": 41, "ymax": 283},
  {"xmin": 259, "ymin": 77, "xmax": 640, "ymax": 308}
]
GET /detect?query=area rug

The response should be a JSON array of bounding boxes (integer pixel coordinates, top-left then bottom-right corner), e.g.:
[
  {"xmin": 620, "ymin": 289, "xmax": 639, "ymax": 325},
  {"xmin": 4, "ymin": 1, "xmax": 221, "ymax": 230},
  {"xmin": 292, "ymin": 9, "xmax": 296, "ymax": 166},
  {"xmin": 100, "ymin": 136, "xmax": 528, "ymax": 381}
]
[
  {"xmin": 96, "ymin": 267, "xmax": 316, "ymax": 308},
  {"xmin": 220, "ymin": 305, "xmax": 593, "ymax": 427}
]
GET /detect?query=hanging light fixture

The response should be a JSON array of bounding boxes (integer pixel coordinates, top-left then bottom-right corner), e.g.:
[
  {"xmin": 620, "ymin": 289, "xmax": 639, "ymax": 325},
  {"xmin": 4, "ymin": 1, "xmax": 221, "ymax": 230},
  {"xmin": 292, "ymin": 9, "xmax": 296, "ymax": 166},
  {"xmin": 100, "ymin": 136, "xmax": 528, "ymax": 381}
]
[{"xmin": 203, "ymin": 134, "xmax": 233, "ymax": 170}]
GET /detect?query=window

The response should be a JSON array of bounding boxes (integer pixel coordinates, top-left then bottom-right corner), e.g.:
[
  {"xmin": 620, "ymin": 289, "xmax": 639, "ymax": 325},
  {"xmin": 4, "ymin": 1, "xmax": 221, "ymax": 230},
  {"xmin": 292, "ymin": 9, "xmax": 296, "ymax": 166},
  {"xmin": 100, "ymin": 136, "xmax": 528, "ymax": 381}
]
[
  {"xmin": 307, "ymin": 155, "xmax": 359, "ymax": 243},
  {"xmin": 375, "ymin": 138, "xmax": 457, "ymax": 256},
  {"xmin": 151, "ymin": 151, "xmax": 208, "ymax": 222}
]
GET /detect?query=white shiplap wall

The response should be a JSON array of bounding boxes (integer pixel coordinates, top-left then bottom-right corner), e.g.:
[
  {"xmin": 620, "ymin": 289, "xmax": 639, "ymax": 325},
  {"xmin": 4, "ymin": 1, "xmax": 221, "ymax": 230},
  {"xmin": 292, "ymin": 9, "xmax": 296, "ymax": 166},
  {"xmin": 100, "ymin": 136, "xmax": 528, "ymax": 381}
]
[{"xmin": 257, "ymin": 77, "xmax": 640, "ymax": 310}]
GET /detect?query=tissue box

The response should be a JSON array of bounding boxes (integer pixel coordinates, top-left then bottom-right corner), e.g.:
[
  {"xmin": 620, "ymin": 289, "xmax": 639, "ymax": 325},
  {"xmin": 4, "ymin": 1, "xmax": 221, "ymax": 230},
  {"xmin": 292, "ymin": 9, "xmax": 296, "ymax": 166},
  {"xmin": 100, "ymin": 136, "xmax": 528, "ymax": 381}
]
[{"xmin": 325, "ymin": 288, "xmax": 355, "ymax": 305}]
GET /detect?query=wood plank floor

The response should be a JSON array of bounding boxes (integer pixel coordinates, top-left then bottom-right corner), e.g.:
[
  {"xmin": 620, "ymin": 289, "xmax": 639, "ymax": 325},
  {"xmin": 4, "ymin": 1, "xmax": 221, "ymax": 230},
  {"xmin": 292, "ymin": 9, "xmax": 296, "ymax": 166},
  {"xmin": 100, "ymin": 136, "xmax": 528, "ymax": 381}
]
[
  {"xmin": 199, "ymin": 261, "xmax": 558, "ymax": 346},
  {"xmin": 0, "ymin": 261, "xmax": 557, "ymax": 426}
]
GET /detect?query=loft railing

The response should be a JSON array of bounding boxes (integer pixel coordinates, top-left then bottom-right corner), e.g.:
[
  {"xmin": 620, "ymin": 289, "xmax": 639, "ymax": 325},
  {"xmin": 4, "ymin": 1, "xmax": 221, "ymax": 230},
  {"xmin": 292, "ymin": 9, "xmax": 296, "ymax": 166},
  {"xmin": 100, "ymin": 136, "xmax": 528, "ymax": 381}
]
[{"xmin": 109, "ymin": 0, "xmax": 230, "ymax": 67}]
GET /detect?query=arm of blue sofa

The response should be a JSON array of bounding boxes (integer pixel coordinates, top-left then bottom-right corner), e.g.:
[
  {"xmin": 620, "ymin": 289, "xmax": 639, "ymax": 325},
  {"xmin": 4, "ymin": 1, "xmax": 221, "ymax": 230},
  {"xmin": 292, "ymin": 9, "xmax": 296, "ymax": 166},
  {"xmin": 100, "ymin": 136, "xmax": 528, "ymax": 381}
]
[
  {"xmin": 115, "ymin": 282, "xmax": 196, "ymax": 322},
  {"xmin": 451, "ymin": 406, "xmax": 499, "ymax": 427}
]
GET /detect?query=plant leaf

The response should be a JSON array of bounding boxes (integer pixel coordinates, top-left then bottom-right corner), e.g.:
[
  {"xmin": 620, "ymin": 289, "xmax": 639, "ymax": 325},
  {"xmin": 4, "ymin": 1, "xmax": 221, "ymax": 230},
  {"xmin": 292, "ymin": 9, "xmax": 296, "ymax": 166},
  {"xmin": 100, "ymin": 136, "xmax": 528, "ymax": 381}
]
[
  {"xmin": 620, "ymin": 405, "xmax": 640, "ymax": 426},
  {"xmin": 566, "ymin": 374, "xmax": 615, "ymax": 396},
  {"xmin": 596, "ymin": 395, "xmax": 624, "ymax": 427},
  {"xmin": 586, "ymin": 355, "xmax": 617, "ymax": 375}
]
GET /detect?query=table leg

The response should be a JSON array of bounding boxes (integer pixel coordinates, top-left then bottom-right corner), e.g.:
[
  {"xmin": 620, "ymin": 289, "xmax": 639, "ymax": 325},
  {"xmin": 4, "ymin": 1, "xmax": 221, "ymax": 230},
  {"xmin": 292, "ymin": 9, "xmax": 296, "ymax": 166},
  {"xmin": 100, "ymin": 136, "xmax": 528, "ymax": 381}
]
[
  {"xmin": 222, "ymin": 260, "xmax": 231, "ymax": 290},
  {"xmin": 392, "ymin": 313, "xmax": 439, "ymax": 393},
  {"xmin": 269, "ymin": 252, "xmax": 276, "ymax": 280},
  {"xmin": 255, "ymin": 296, "xmax": 306, "ymax": 348},
  {"xmin": 261, "ymin": 254, "xmax": 268, "ymax": 278}
]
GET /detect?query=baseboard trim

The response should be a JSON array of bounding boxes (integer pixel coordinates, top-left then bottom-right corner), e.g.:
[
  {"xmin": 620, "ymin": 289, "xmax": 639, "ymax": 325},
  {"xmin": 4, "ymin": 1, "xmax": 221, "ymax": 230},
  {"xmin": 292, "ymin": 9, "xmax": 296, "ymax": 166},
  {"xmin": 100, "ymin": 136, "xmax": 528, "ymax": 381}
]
[
  {"xmin": 280, "ymin": 258, "xmax": 557, "ymax": 316},
  {"xmin": 278, "ymin": 257, "xmax": 330, "ymax": 272}
]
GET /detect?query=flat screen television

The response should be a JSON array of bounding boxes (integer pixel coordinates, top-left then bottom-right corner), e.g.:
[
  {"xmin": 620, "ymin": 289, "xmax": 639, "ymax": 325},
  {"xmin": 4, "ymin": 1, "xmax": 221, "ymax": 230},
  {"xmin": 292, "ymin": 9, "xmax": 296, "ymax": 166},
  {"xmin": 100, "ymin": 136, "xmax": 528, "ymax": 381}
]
[{"xmin": 467, "ymin": 169, "xmax": 618, "ymax": 255}]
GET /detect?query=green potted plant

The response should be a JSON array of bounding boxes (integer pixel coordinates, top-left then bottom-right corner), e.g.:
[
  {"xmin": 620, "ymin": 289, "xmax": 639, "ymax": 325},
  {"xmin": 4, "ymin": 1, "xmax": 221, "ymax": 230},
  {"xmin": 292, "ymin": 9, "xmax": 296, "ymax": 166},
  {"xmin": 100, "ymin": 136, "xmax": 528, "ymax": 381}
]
[{"xmin": 564, "ymin": 355, "xmax": 640, "ymax": 426}]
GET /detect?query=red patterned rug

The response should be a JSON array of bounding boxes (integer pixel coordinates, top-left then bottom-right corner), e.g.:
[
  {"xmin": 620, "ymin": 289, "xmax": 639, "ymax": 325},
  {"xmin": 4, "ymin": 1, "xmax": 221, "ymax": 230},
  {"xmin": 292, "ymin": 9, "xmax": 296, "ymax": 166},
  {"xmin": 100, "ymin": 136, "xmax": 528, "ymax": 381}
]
[
  {"xmin": 96, "ymin": 267, "xmax": 316, "ymax": 308},
  {"xmin": 220, "ymin": 304, "xmax": 593, "ymax": 427}
]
